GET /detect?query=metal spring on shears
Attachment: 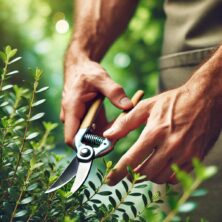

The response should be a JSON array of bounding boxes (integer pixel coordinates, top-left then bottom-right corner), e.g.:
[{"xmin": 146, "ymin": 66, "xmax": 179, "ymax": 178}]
[{"xmin": 82, "ymin": 133, "xmax": 105, "ymax": 147}]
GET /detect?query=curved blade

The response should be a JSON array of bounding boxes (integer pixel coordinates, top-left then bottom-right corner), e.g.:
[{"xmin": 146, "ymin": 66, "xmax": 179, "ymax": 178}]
[
  {"xmin": 45, "ymin": 157, "xmax": 79, "ymax": 193},
  {"xmin": 70, "ymin": 160, "xmax": 92, "ymax": 194}
]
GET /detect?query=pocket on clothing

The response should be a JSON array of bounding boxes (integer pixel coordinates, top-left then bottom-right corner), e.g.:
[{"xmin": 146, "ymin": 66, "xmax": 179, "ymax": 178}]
[{"xmin": 158, "ymin": 47, "xmax": 216, "ymax": 91}]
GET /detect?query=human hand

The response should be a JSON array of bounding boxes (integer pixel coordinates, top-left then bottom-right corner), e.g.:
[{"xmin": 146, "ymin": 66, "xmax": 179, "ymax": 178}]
[
  {"xmin": 104, "ymin": 84, "xmax": 222, "ymax": 185},
  {"xmin": 61, "ymin": 55, "xmax": 133, "ymax": 146}
]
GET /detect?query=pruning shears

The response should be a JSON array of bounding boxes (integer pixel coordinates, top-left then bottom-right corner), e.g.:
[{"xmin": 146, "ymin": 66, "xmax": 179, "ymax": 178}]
[{"xmin": 46, "ymin": 90, "xmax": 144, "ymax": 194}]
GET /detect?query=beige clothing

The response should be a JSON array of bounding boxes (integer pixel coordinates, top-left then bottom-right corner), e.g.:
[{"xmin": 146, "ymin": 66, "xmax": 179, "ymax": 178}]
[{"xmin": 157, "ymin": 1, "xmax": 222, "ymax": 221}]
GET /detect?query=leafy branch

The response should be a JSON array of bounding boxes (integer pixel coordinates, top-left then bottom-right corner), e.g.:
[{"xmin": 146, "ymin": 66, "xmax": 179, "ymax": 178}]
[
  {"xmin": 12, "ymin": 68, "xmax": 43, "ymax": 183},
  {"xmin": 163, "ymin": 159, "xmax": 217, "ymax": 222}
]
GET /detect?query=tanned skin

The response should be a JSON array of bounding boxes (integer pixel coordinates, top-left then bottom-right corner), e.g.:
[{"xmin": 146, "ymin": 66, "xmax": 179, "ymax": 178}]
[
  {"xmin": 61, "ymin": 0, "xmax": 138, "ymax": 145},
  {"xmin": 61, "ymin": 0, "xmax": 222, "ymax": 185}
]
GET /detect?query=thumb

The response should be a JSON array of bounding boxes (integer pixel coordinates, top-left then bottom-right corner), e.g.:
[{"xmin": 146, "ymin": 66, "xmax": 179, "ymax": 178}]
[
  {"xmin": 97, "ymin": 77, "xmax": 133, "ymax": 110},
  {"xmin": 104, "ymin": 97, "xmax": 157, "ymax": 140}
]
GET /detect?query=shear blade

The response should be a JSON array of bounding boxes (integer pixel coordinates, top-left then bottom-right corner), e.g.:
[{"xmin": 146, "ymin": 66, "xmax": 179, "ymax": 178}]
[
  {"xmin": 45, "ymin": 157, "xmax": 79, "ymax": 193},
  {"xmin": 70, "ymin": 160, "xmax": 92, "ymax": 193}
]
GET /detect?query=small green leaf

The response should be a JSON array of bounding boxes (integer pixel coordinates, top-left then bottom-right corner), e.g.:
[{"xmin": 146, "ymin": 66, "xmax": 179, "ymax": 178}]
[
  {"xmin": 191, "ymin": 188, "xmax": 208, "ymax": 197},
  {"xmin": 85, "ymin": 205, "xmax": 92, "ymax": 211},
  {"xmin": 148, "ymin": 190, "xmax": 153, "ymax": 202},
  {"xmin": 98, "ymin": 191, "xmax": 112, "ymax": 196},
  {"xmin": 127, "ymin": 166, "xmax": 134, "ymax": 178},
  {"xmin": 90, "ymin": 199, "xmax": 101, "ymax": 204},
  {"xmin": 26, "ymin": 132, "xmax": 39, "ymax": 140},
  {"xmin": 32, "ymin": 99, "xmax": 46, "ymax": 107},
  {"xmin": 43, "ymin": 122, "xmax": 58, "ymax": 131},
  {"xmin": 109, "ymin": 196, "xmax": 116, "ymax": 208},
  {"xmin": 32, "ymin": 162, "xmax": 44, "ymax": 170},
  {"xmin": 135, "ymin": 184, "xmax": 147, "ymax": 190},
  {"xmin": 0, "ymin": 51, "xmax": 6, "ymax": 62},
  {"xmin": 97, "ymin": 168, "xmax": 104, "ymax": 177},
  {"xmin": 179, "ymin": 201, "xmax": 197, "ymax": 213},
  {"xmin": 88, "ymin": 181, "xmax": 96, "ymax": 191},
  {"xmin": 92, "ymin": 204, "xmax": 99, "ymax": 211},
  {"xmin": 27, "ymin": 183, "xmax": 38, "ymax": 191},
  {"xmin": 138, "ymin": 175, "xmax": 147, "ymax": 180},
  {"xmin": 130, "ymin": 192, "xmax": 141, "ymax": 196},
  {"xmin": 35, "ymin": 68, "xmax": 42, "ymax": 80},
  {"xmin": 122, "ymin": 213, "xmax": 129, "ymax": 221},
  {"xmin": 123, "ymin": 201, "xmax": 134, "ymax": 206},
  {"xmin": 84, "ymin": 189, "xmax": 90, "ymax": 199},
  {"xmin": 131, "ymin": 205, "xmax": 137, "ymax": 217},
  {"xmin": 155, "ymin": 199, "xmax": 164, "ymax": 204},
  {"xmin": 36, "ymin": 86, "xmax": 49, "ymax": 93},
  {"xmin": 9, "ymin": 56, "xmax": 22, "ymax": 64},
  {"xmin": 21, "ymin": 197, "xmax": 33, "ymax": 204},
  {"xmin": 96, "ymin": 172, "xmax": 103, "ymax": 183},
  {"xmin": 29, "ymin": 113, "xmax": 45, "ymax": 121},
  {"xmin": 117, "ymin": 208, "xmax": 125, "ymax": 213},
  {"xmin": 6, "ymin": 70, "xmax": 19, "ymax": 76},
  {"xmin": 0, "ymin": 101, "xmax": 9, "ymax": 107},
  {"xmin": 106, "ymin": 161, "xmax": 112, "ymax": 169},
  {"xmin": 142, "ymin": 194, "xmax": 147, "ymax": 206},
  {"xmin": 8, "ymin": 49, "xmax": 17, "ymax": 59},
  {"xmin": 22, "ymin": 149, "xmax": 33, "ymax": 155},
  {"xmin": 2, "ymin": 84, "xmax": 13, "ymax": 91},
  {"xmin": 15, "ymin": 210, "xmax": 27, "ymax": 217},
  {"xmin": 5, "ymin": 45, "xmax": 12, "ymax": 54},
  {"xmin": 122, "ymin": 180, "xmax": 129, "ymax": 192},
  {"xmin": 115, "ymin": 189, "xmax": 122, "ymax": 201},
  {"xmin": 203, "ymin": 166, "xmax": 218, "ymax": 180}
]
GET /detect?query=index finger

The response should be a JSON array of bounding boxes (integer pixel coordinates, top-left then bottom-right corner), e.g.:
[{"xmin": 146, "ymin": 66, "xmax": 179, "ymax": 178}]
[
  {"xmin": 63, "ymin": 99, "xmax": 85, "ymax": 147},
  {"xmin": 106, "ymin": 126, "xmax": 161, "ymax": 186}
]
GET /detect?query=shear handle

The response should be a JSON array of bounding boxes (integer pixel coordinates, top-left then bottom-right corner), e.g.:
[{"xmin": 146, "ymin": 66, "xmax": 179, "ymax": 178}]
[
  {"xmin": 80, "ymin": 96, "xmax": 104, "ymax": 129},
  {"xmin": 79, "ymin": 90, "xmax": 144, "ymax": 130}
]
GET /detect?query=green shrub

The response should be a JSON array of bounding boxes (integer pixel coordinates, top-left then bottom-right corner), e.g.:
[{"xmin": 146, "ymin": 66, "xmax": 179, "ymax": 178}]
[{"xmin": 0, "ymin": 46, "xmax": 217, "ymax": 222}]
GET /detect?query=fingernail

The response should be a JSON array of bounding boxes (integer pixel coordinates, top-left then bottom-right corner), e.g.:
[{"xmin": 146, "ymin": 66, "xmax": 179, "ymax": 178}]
[{"xmin": 120, "ymin": 97, "xmax": 131, "ymax": 107}]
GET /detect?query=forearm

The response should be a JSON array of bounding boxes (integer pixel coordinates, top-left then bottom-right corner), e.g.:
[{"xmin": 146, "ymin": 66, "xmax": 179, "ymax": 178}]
[
  {"xmin": 66, "ymin": 0, "xmax": 138, "ymax": 66},
  {"xmin": 185, "ymin": 45, "xmax": 222, "ymax": 102}
]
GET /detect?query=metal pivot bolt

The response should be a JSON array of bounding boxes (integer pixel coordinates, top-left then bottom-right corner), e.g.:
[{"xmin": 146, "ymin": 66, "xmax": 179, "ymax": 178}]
[
  {"xmin": 77, "ymin": 146, "xmax": 94, "ymax": 162},
  {"xmin": 80, "ymin": 148, "xmax": 91, "ymax": 157}
]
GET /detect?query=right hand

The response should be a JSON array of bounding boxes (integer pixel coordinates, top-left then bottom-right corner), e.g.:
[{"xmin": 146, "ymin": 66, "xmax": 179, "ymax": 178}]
[{"xmin": 61, "ymin": 56, "xmax": 133, "ymax": 146}]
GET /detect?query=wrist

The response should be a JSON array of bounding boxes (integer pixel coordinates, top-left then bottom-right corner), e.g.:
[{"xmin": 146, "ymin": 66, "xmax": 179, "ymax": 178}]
[
  {"xmin": 185, "ymin": 46, "xmax": 222, "ymax": 98},
  {"xmin": 65, "ymin": 43, "xmax": 90, "ymax": 68}
]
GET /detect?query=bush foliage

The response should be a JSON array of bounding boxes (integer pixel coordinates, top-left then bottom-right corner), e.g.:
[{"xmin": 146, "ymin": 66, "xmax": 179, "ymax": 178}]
[{"xmin": 0, "ymin": 47, "xmax": 218, "ymax": 222}]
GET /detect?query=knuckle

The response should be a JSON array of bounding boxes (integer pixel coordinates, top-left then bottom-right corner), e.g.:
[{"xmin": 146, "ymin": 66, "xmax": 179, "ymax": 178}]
[
  {"xmin": 118, "ymin": 116, "xmax": 129, "ymax": 127},
  {"xmin": 109, "ymin": 84, "xmax": 124, "ymax": 98},
  {"xmin": 62, "ymin": 99, "xmax": 69, "ymax": 108},
  {"xmin": 167, "ymin": 134, "xmax": 179, "ymax": 145},
  {"xmin": 137, "ymin": 100, "xmax": 146, "ymax": 110}
]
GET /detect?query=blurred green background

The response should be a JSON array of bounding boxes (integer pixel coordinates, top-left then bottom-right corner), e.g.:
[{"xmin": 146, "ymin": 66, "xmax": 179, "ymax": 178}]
[{"xmin": 0, "ymin": 0, "xmax": 165, "ymax": 161}]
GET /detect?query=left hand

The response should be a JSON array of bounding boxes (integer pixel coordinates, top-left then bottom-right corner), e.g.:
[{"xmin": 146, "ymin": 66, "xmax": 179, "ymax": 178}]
[{"xmin": 104, "ymin": 83, "xmax": 222, "ymax": 185}]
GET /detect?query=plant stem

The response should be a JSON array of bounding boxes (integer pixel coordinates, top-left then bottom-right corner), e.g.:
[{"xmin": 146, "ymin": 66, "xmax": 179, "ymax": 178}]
[
  {"xmin": 163, "ymin": 179, "xmax": 201, "ymax": 222},
  {"xmin": 100, "ymin": 179, "xmax": 136, "ymax": 222},
  {"xmin": 11, "ymin": 78, "xmax": 39, "ymax": 184},
  {"xmin": 69, "ymin": 169, "xmax": 110, "ymax": 213},
  {"xmin": 0, "ymin": 57, "xmax": 9, "ymax": 166},
  {"xmin": 0, "ymin": 57, "xmax": 9, "ymax": 92},
  {"xmin": 9, "ymin": 168, "xmax": 32, "ymax": 222},
  {"xmin": 42, "ymin": 193, "xmax": 56, "ymax": 222},
  {"xmin": 38, "ymin": 129, "xmax": 50, "ymax": 151}
]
